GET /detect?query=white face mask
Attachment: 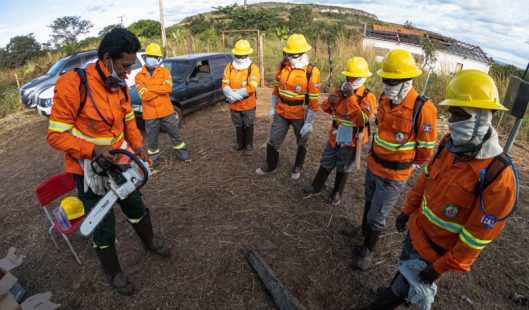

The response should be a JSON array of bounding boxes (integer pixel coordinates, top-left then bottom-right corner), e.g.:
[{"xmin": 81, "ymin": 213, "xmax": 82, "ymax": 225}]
[
  {"xmin": 348, "ymin": 78, "xmax": 366, "ymax": 90},
  {"xmin": 232, "ymin": 56, "xmax": 252, "ymax": 70},
  {"xmin": 145, "ymin": 56, "xmax": 160, "ymax": 70},
  {"xmin": 448, "ymin": 107, "xmax": 492, "ymax": 147},
  {"xmin": 288, "ymin": 53, "xmax": 309, "ymax": 69},
  {"xmin": 383, "ymin": 80, "xmax": 413, "ymax": 103}
]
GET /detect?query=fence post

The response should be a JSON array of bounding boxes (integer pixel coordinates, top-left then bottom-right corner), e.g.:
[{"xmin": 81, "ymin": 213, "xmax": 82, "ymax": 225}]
[
  {"xmin": 14, "ymin": 73, "xmax": 22, "ymax": 104},
  {"xmin": 187, "ymin": 34, "xmax": 193, "ymax": 54},
  {"xmin": 222, "ymin": 32, "xmax": 225, "ymax": 49},
  {"xmin": 258, "ymin": 34, "xmax": 265, "ymax": 88}
]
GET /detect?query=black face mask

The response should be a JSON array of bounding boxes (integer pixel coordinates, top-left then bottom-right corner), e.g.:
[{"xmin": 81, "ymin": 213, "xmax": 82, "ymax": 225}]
[{"xmin": 96, "ymin": 61, "xmax": 127, "ymax": 90}]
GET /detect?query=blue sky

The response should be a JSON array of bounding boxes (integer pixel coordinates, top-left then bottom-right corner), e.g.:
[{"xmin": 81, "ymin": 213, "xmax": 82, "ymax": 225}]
[{"xmin": 0, "ymin": 0, "xmax": 527, "ymax": 68}]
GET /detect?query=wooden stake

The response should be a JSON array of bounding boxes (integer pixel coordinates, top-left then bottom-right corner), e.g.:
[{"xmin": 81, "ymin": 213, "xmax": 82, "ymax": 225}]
[
  {"xmin": 187, "ymin": 34, "xmax": 193, "ymax": 54},
  {"xmin": 258, "ymin": 34, "xmax": 265, "ymax": 87}
]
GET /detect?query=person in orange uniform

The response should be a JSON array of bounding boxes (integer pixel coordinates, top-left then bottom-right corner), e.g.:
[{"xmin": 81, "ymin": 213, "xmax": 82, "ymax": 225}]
[
  {"xmin": 346, "ymin": 49, "xmax": 438, "ymax": 270},
  {"xmin": 48, "ymin": 29, "xmax": 170, "ymax": 296},
  {"xmin": 136, "ymin": 43, "xmax": 190, "ymax": 164},
  {"xmin": 222, "ymin": 39, "xmax": 260, "ymax": 154},
  {"xmin": 255, "ymin": 34, "xmax": 321, "ymax": 179},
  {"xmin": 361, "ymin": 70, "xmax": 518, "ymax": 309},
  {"xmin": 301, "ymin": 57, "xmax": 376, "ymax": 205}
]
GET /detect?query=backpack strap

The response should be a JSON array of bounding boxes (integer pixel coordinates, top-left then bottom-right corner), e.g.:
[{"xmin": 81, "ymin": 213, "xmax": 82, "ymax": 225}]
[
  {"xmin": 412, "ymin": 95, "xmax": 427, "ymax": 134},
  {"xmin": 304, "ymin": 63, "xmax": 314, "ymax": 105},
  {"xmin": 477, "ymin": 153, "xmax": 512, "ymax": 195},
  {"xmin": 74, "ymin": 68, "xmax": 88, "ymax": 117}
]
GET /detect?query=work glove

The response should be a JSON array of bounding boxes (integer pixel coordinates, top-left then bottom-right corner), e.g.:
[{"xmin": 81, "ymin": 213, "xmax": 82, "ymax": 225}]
[
  {"xmin": 300, "ymin": 110, "xmax": 316, "ymax": 138},
  {"xmin": 223, "ymin": 86, "xmax": 242, "ymax": 103},
  {"xmin": 340, "ymin": 82, "xmax": 354, "ymax": 98},
  {"xmin": 235, "ymin": 87, "xmax": 250, "ymax": 98},
  {"xmin": 270, "ymin": 95, "xmax": 278, "ymax": 116},
  {"xmin": 418, "ymin": 264, "xmax": 441, "ymax": 284},
  {"xmin": 327, "ymin": 94, "xmax": 340, "ymax": 109},
  {"xmin": 413, "ymin": 163, "xmax": 421, "ymax": 170},
  {"xmin": 395, "ymin": 212, "xmax": 410, "ymax": 233},
  {"xmin": 134, "ymin": 147, "xmax": 149, "ymax": 161}
]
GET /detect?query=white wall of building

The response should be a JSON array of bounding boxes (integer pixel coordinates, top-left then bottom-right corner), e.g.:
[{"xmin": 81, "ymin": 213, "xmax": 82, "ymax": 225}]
[{"xmin": 362, "ymin": 37, "xmax": 491, "ymax": 74}]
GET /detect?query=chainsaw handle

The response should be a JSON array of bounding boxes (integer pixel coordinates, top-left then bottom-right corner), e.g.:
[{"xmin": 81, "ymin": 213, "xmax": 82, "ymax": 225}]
[{"xmin": 108, "ymin": 149, "xmax": 149, "ymax": 188}]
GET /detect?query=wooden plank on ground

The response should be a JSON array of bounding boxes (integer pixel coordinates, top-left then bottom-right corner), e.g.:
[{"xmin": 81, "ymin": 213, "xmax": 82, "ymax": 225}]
[{"xmin": 246, "ymin": 249, "xmax": 305, "ymax": 310}]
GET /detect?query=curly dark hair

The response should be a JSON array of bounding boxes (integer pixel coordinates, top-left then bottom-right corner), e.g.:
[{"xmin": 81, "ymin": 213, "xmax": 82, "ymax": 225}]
[{"xmin": 97, "ymin": 28, "xmax": 141, "ymax": 60}]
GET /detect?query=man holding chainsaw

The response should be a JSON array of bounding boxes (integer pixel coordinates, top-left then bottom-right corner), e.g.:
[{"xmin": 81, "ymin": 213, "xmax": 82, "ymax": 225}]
[
  {"xmin": 361, "ymin": 70, "xmax": 518, "ymax": 310},
  {"xmin": 255, "ymin": 34, "xmax": 320, "ymax": 179},
  {"xmin": 341, "ymin": 49, "xmax": 438, "ymax": 270},
  {"xmin": 48, "ymin": 28, "xmax": 169, "ymax": 296},
  {"xmin": 301, "ymin": 57, "xmax": 376, "ymax": 205}
]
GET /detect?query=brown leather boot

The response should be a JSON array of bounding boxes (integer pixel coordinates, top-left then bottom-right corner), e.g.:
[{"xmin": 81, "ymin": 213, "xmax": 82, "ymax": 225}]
[
  {"xmin": 131, "ymin": 209, "xmax": 170, "ymax": 257},
  {"xmin": 96, "ymin": 246, "xmax": 135, "ymax": 296}
]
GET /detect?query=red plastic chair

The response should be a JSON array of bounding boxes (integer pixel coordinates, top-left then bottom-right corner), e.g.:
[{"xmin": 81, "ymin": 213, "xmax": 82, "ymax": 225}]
[{"xmin": 35, "ymin": 173, "xmax": 84, "ymax": 265}]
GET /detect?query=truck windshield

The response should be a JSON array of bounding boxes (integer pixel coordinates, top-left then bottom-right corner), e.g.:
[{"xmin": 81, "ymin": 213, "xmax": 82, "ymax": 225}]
[
  {"xmin": 161, "ymin": 60, "xmax": 190, "ymax": 82},
  {"xmin": 47, "ymin": 59, "xmax": 67, "ymax": 75}
]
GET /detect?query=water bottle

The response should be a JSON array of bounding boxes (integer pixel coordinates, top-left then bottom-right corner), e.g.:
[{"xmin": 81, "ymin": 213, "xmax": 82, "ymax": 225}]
[{"xmin": 53, "ymin": 207, "xmax": 71, "ymax": 231}]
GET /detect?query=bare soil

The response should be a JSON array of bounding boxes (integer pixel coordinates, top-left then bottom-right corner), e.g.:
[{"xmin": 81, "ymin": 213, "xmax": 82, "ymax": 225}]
[{"xmin": 0, "ymin": 87, "xmax": 528, "ymax": 309}]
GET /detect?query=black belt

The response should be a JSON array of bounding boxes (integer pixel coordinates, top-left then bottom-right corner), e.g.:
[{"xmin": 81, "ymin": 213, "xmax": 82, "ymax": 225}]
[
  {"xmin": 280, "ymin": 97, "xmax": 304, "ymax": 106},
  {"xmin": 424, "ymin": 232, "xmax": 447, "ymax": 256},
  {"xmin": 371, "ymin": 151, "xmax": 413, "ymax": 170}
]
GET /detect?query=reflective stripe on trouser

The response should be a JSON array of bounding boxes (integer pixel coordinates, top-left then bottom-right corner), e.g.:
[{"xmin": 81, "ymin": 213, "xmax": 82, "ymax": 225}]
[
  {"xmin": 230, "ymin": 108, "xmax": 256, "ymax": 128},
  {"xmin": 73, "ymin": 174, "xmax": 146, "ymax": 248},
  {"xmin": 364, "ymin": 167, "xmax": 407, "ymax": 230},
  {"xmin": 145, "ymin": 113, "xmax": 184, "ymax": 159},
  {"xmin": 320, "ymin": 142, "xmax": 356, "ymax": 173},
  {"xmin": 268, "ymin": 114, "xmax": 309, "ymax": 150},
  {"xmin": 390, "ymin": 233, "xmax": 428, "ymax": 298}
]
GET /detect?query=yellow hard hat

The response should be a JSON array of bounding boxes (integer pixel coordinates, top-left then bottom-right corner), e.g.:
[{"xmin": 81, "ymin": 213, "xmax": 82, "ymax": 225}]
[
  {"xmin": 377, "ymin": 49, "xmax": 422, "ymax": 79},
  {"xmin": 145, "ymin": 43, "xmax": 163, "ymax": 57},
  {"xmin": 283, "ymin": 34, "xmax": 311, "ymax": 54},
  {"xmin": 439, "ymin": 69, "xmax": 507, "ymax": 111},
  {"xmin": 232, "ymin": 40, "xmax": 254, "ymax": 56},
  {"xmin": 60, "ymin": 196, "xmax": 85, "ymax": 220},
  {"xmin": 342, "ymin": 57, "xmax": 372, "ymax": 78}
]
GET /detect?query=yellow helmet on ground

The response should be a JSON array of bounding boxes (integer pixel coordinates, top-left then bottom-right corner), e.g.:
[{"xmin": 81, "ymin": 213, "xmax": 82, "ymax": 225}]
[
  {"xmin": 232, "ymin": 40, "xmax": 254, "ymax": 56},
  {"xmin": 377, "ymin": 49, "xmax": 422, "ymax": 79},
  {"xmin": 439, "ymin": 69, "xmax": 507, "ymax": 111},
  {"xmin": 283, "ymin": 34, "xmax": 311, "ymax": 54},
  {"xmin": 342, "ymin": 57, "xmax": 372, "ymax": 78},
  {"xmin": 60, "ymin": 196, "xmax": 85, "ymax": 220},
  {"xmin": 145, "ymin": 43, "xmax": 163, "ymax": 57}
]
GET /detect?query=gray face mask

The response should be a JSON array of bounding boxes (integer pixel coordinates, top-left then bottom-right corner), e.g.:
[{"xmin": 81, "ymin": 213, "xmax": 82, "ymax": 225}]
[{"xmin": 107, "ymin": 59, "xmax": 127, "ymax": 89}]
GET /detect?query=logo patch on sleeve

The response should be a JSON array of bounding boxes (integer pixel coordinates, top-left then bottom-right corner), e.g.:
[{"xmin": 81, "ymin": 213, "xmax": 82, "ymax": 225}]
[
  {"xmin": 315, "ymin": 83, "xmax": 321, "ymax": 89},
  {"xmin": 364, "ymin": 104, "xmax": 371, "ymax": 111},
  {"xmin": 480, "ymin": 215, "xmax": 497, "ymax": 229},
  {"xmin": 422, "ymin": 124, "xmax": 433, "ymax": 133},
  {"xmin": 395, "ymin": 132, "xmax": 405, "ymax": 142}
]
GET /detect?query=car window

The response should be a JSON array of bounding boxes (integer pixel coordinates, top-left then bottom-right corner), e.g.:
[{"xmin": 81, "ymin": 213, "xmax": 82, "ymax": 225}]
[
  {"xmin": 131, "ymin": 56, "xmax": 143, "ymax": 71},
  {"xmin": 61, "ymin": 57, "xmax": 82, "ymax": 74},
  {"xmin": 161, "ymin": 61, "xmax": 189, "ymax": 82},
  {"xmin": 81, "ymin": 54, "xmax": 97, "ymax": 65},
  {"xmin": 210, "ymin": 57, "xmax": 228, "ymax": 75},
  {"xmin": 47, "ymin": 59, "xmax": 66, "ymax": 75},
  {"xmin": 189, "ymin": 60, "xmax": 211, "ymax": 80}
]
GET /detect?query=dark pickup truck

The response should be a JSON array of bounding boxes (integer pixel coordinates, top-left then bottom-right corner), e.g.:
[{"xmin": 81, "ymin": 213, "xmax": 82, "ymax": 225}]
[{"xmin": 131, "ymin": 52, "xmax": 234, "ymax": 126}]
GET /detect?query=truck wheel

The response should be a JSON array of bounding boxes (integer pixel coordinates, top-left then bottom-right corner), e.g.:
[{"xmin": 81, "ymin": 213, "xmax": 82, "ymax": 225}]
[{"xmin": 174, "ymin": 105, "xmax": 184, "ymax": 129}]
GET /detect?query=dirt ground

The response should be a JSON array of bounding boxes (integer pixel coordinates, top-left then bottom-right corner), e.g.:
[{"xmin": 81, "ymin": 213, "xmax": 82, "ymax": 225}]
[{"xmin": 1, "ymin": 87, "xmax": 528, "ymax": 310}]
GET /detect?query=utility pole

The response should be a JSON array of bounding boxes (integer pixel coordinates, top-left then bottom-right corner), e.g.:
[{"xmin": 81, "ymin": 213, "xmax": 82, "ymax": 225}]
[
  {"xmin": 244, "ymin": 0, "xmax": 247, "ymax": 10},
  {"xmin": 159, "ymin": 0, "xmax": 167, "ymax": 49},
  {"xmin": 118, "ymin": 15, "xmax": 124, "ymax": 27}
]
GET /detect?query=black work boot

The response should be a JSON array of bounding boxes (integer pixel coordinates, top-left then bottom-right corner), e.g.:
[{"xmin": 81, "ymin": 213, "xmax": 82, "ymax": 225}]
[
  {"xmin": 96, "ymin": 246, "xmax": 135, "ymax": 296},
  {"xmin": 361, "ymin": 287, "xmax": 406, "ymax": 310},
  {"xmin": 301, "ymin": 166, "xmax": 330, "ymax": 198},
  {"xmin": 131, "ymin": 209, "xmax": 171, "ymax": 257},
  {"xmin": 291, "ymin": 146, "xmax": 307, "ymax": 180},
  {"xmin": 328, "ymin": 172, "xmax": 349, "ymax": 205},
  {"xmin": 243, "ymin": 125, "xmax": 254, "ymax": 155},
  {"xmin": 340, "ymin": 201, "xmax": 371, "ymax": 237},
  {"xmin": 233, "ymin": 126, "xmax": 244, "ymax": 151},
  {"xmin": 255, "ymin": 144, "xmax": 279, "ymax": 175},
  {"xmin": 353, "ymin": 225, "xmax": 382, "ymax": 270}
]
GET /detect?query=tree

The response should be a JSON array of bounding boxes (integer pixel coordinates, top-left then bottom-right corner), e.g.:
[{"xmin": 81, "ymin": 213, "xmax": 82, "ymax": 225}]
[
  {"xmin": 49, "ymin": 16, "xmax": 93, "ymax": 47},
  {"xmin": 127, "ymin": 19, "xmax": 161, "ymax": 38},
  {"xmin": 1, "ymin": 34, "xmax": 42, "ymax": 68},
  {"xmin": 404, "ymin": 20, "xmax": 415, "ymax": 29},
  {"xmin": 187, "ymin": 15, "xmax": 210, "ymax": 35},
  {"xmin": 99, "ymin": 24, "xmax": 122, "ymax": 37},
  {"xmin": 288, "ymin": 5, "xmax": 314, "ymax": 32},
  {"xmin": 419, "ymin": 37, "xmax": 439, "ymax": 69}
]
